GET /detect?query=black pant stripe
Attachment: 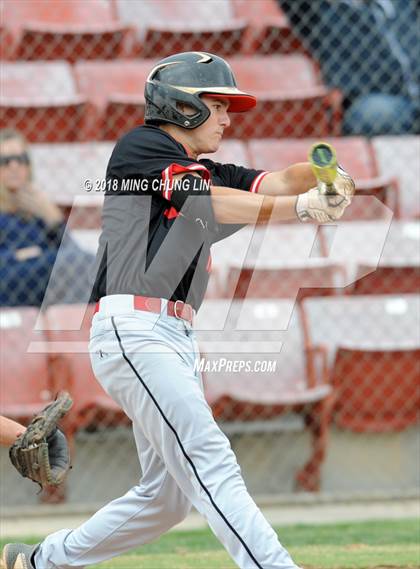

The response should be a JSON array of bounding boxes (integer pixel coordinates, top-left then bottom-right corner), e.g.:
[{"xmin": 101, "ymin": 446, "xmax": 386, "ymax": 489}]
[{"xmin": 111, "ymin": 318, "xmax": 263, "ymax": 568}]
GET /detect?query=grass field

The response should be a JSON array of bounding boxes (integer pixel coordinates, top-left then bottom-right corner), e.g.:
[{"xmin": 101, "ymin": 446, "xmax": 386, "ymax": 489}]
[{"xmin": 1, "ymin": 519, "xmax": 419, "ymax": 568}]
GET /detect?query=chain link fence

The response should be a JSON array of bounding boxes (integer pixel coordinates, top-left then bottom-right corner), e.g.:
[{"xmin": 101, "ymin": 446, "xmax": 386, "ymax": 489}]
[{"xmin": 1, "ymin": 0, "xmax": 419, "ymax": 507}]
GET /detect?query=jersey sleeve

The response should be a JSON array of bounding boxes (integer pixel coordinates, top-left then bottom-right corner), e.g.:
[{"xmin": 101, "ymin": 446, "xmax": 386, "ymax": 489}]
[
  {"xmin": 199, "ymin": 160, "xmax": 271, "ymax": 243},
  {"xmin": 106, "ymin": 126, "xmax": 217, "ymax": 231},
  {"xmin": 200, "ymin": 160, "xmax": 270, "ymax": 194}
]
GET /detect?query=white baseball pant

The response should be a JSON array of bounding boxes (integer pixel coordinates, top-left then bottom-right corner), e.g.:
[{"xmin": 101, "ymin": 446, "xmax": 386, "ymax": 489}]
[{"xmin": 34, "ymin": 295, "xmax": 300, "ymax": 569}]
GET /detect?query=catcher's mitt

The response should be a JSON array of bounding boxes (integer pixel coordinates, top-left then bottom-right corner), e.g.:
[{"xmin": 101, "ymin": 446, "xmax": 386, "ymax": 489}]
[{"xmin": 9, "ymin": 392, "xmax": 73, "ymax": 488}]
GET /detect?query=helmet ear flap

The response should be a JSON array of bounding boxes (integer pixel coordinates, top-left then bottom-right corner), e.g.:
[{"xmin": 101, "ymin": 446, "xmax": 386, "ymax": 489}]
[{"xmin": 145, "ymin": 82, "xmax": 211, "ymax": 129}]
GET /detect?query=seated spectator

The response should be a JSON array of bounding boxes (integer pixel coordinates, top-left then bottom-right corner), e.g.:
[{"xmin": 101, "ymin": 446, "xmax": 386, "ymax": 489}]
[
  {"xmin": 278, "ymin": 0, "xmax": 419, "ymax": 136},
  {"xmin": 0, "ymin": 129, "xmax": 94, "ymax": 307}
]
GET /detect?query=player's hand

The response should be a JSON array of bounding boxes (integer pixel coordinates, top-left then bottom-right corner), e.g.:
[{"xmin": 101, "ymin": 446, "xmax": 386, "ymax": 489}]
[
  {"xmin": 329, "ymin": 166, "xmax": 356, "ymax": 201},
  {"xmin": 15, "ymin": 184, "xmax": 64, "ymax": 226},
  {"xmin": 295, "ymin": 187, "xmax": 350, "ymax": 222}
]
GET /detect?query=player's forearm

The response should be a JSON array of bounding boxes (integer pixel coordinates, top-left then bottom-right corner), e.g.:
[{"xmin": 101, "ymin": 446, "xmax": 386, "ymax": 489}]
[
  {"xmin": 210, "ymin": 185, "xmax": 297, "ymax": 223},
  {"xmin": 0, "ymin": 416, "xmax": 26, "ymax": 446},
  {"xmin": 258, "ymin": 163, "xmax": 317, "ymax": 196}
]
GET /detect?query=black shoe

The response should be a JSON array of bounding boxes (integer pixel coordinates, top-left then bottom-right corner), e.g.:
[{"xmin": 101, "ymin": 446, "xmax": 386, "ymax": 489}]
[{"xmin": 1, "ymin": 543, "xmax": 39, "ymax": 569}]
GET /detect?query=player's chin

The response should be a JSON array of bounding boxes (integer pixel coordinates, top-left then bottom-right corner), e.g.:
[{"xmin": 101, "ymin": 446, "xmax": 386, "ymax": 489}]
[{"xmin": 203, "ymin": 136, "xmax": 223, "ymax": 154}]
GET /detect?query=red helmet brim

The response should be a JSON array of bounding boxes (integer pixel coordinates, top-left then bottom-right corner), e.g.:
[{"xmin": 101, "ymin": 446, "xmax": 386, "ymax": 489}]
[{"xmin": 203, "ymin": 92, "xmax": 257, "ymax": 112}]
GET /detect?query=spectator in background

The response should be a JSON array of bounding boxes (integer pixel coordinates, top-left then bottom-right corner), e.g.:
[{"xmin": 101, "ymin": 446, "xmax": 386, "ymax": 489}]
[
  {"xmin": 0, "ymin": 128, "xmax": 94, "ymax": 307},
  {"xmin": 278, "ymin": 0, "xmax": 420, "ymax": 136}
]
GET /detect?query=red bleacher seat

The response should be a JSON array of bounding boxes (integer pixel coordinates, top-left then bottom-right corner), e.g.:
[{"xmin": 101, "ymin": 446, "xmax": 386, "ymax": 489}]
[
  {"xmin": 0, "ymin": 306, "xmax": 75, "ymax": 503},
  {"xmin": 227, "ymin": 260, "xmax": 345, "ymax": 301},
  {"xmin": 31, "ymin": 142, "xmax": 112, "ymax": 227},
  {"xmin": 351, "ymin": 264, "xmax": 420, "ymax": 295},
  {"xmin": 55, "ymin": 196, "xmax": 104, "ymax": 230},
  {"xmin": 250, "ymin": 137, "xmax": 377, "ymax": 177},
  {"xmin": 0, "ymin": 307, "xmax": 53, "ymax": 421},
  {"xmin": 319, "ymin": 219, "xmax": 420, "ymax": 294},
  {"xmin": 231, "ymin": 0, "xmax": 303, "ymax": 54},
  {"xmin": 74, "ymin": 60, "xmax": 154, "ymax": 140},
  {"xmin": 208, "ymin": 223, "xmax": 328, "ymax": 299},
  {"xmin": 2, "ymin": 0, "xmax": 132, "ymax": 62},
  {"xmin": 0, "ymin": 24, "xmax": 14, "ymax": 59},
  {"xmin": 75, "ymin": 55, "xmax": 339, "ymax": 141},
  {"xmin": 31, "ymin": 142, "xmax": 113, "ymax": 199},
  {"xmin": 1, "ymin": 61, "xmax": 88, "ymax": 142},
  {"xmin": 44, "ymin": 304, "xmax": 127, "ymax": 433},
  {"xmin": 303, "ymin": 294, "xmax": 420, "ymax": 361},
  {"xmin": 249, "ymin": 137, "xmax": 400, "ymax": 218},
  {"xmin": 115, "ymin": 0, "xmax": 247, "ymax": 58},
  {"xmin": 373, "ymin": 136, "xmax": 420, "ymax": 219},
  {"xmin": 226, "ymin": 55, "xmax": 341, "ymax": 138},
  {"xmin": 209, "ymin": 223, "xmax": 329, "ymax": 298},
  {"xmin": 376, "ymin": 220, "xmax": 420, "ymax": 261},
  {"xmin": 303, "ymin": 294, "xmax": 420, "ymax": 433},
  {"xmin": 331, "ymin": 347, "xmax": 420, "ymax": 432},
  {"xmin": 196, "ymin": 298, "xmax": 333, "ymax": 491},
  {"xmin": 71, "ymin": 229, "xmax": 101, "ymax": 256}
]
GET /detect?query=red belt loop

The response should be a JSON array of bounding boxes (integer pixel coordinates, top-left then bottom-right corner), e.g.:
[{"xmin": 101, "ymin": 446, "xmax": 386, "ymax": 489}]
[
  {"xmin": 171, "ymin": 299, "xmax": 194, "ymax": 324},
  {"xmin": 134, "ymin": 296, "xmax": 161, "ymax": 313}
]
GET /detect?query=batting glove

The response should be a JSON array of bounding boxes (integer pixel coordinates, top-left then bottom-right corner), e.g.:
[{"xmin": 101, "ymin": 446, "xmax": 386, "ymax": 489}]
[
  {"xmin": 296, "ymin": 187, "xmax": 350, "ymax": 222},
  {"xmin": 330, "ymin": 165, "xmax": 356, "ymax": 201}
]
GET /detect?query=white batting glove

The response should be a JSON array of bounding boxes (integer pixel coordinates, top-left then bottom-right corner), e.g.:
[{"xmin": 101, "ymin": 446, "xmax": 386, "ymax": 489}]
[
  {"xmin": 331, "ymin": 166, "xmax": 356, "ymax": 201},
  {"xmin": 295, "ymin": 187, "xmax": 350, "ymax": 222}
]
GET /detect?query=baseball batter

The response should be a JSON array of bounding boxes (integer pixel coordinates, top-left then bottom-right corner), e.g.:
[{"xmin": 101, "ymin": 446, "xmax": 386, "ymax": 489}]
[{"xmin": 2, "ymin": 52, "xmax": 354, "ymax": 569}]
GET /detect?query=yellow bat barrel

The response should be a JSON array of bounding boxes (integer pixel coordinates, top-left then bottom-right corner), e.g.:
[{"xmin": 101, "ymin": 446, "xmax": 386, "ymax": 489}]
[{"xmin": 308, "ymin": 142, "xmax": 338, "ymax": 188}]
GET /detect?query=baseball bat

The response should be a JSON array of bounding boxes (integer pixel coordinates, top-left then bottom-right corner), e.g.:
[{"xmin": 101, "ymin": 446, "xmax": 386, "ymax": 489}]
[{"xmin": 308, "ymin": 141, "xmax": 338, "ymax": 195}]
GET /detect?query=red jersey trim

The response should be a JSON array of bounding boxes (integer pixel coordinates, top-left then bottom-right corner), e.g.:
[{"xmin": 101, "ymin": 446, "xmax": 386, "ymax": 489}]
[
  {"xmin": 163, "ymin": 206, "xmax": 180, "ymax": 220},
  {"xmin": 250, "ymin": 171, "xmax": 269, "ymax": 194},
  {"xmin": 161, "ymin": 163, "xmax": 211, "ymax": 202}
]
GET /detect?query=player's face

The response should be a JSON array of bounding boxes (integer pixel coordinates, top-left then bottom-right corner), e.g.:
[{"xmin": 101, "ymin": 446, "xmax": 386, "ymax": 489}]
[
  {"xmin": 0, "ymin": 138, "xmax": 30, "ymax": 192},
  {"xmin": 190, "ymin": 96, "xmax": 231, "ymax": 155}
]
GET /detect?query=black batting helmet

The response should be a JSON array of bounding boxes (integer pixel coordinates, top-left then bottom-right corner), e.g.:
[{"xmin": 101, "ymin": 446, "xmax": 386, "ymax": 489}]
[{"xmin": 144, "ymin": 52, "xmax": 256, "ymax": 129}]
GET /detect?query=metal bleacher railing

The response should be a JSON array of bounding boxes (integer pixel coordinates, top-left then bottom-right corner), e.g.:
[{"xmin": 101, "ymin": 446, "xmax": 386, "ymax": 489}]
[{"xmin": 0, "ymin": 0, "xmax": 419, "ymax": 506}]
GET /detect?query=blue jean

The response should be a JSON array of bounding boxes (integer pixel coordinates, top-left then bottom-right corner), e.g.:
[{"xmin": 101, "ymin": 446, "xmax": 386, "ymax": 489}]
[{"xmin": 343, "ymin": 94, "xmax": 418, "ymax": 136}]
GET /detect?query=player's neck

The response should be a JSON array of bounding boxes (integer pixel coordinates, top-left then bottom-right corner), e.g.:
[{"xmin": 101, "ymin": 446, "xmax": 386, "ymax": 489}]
[{"xmin": 159, "ymin": 125, "xmax": 197, "ymax": 160}]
